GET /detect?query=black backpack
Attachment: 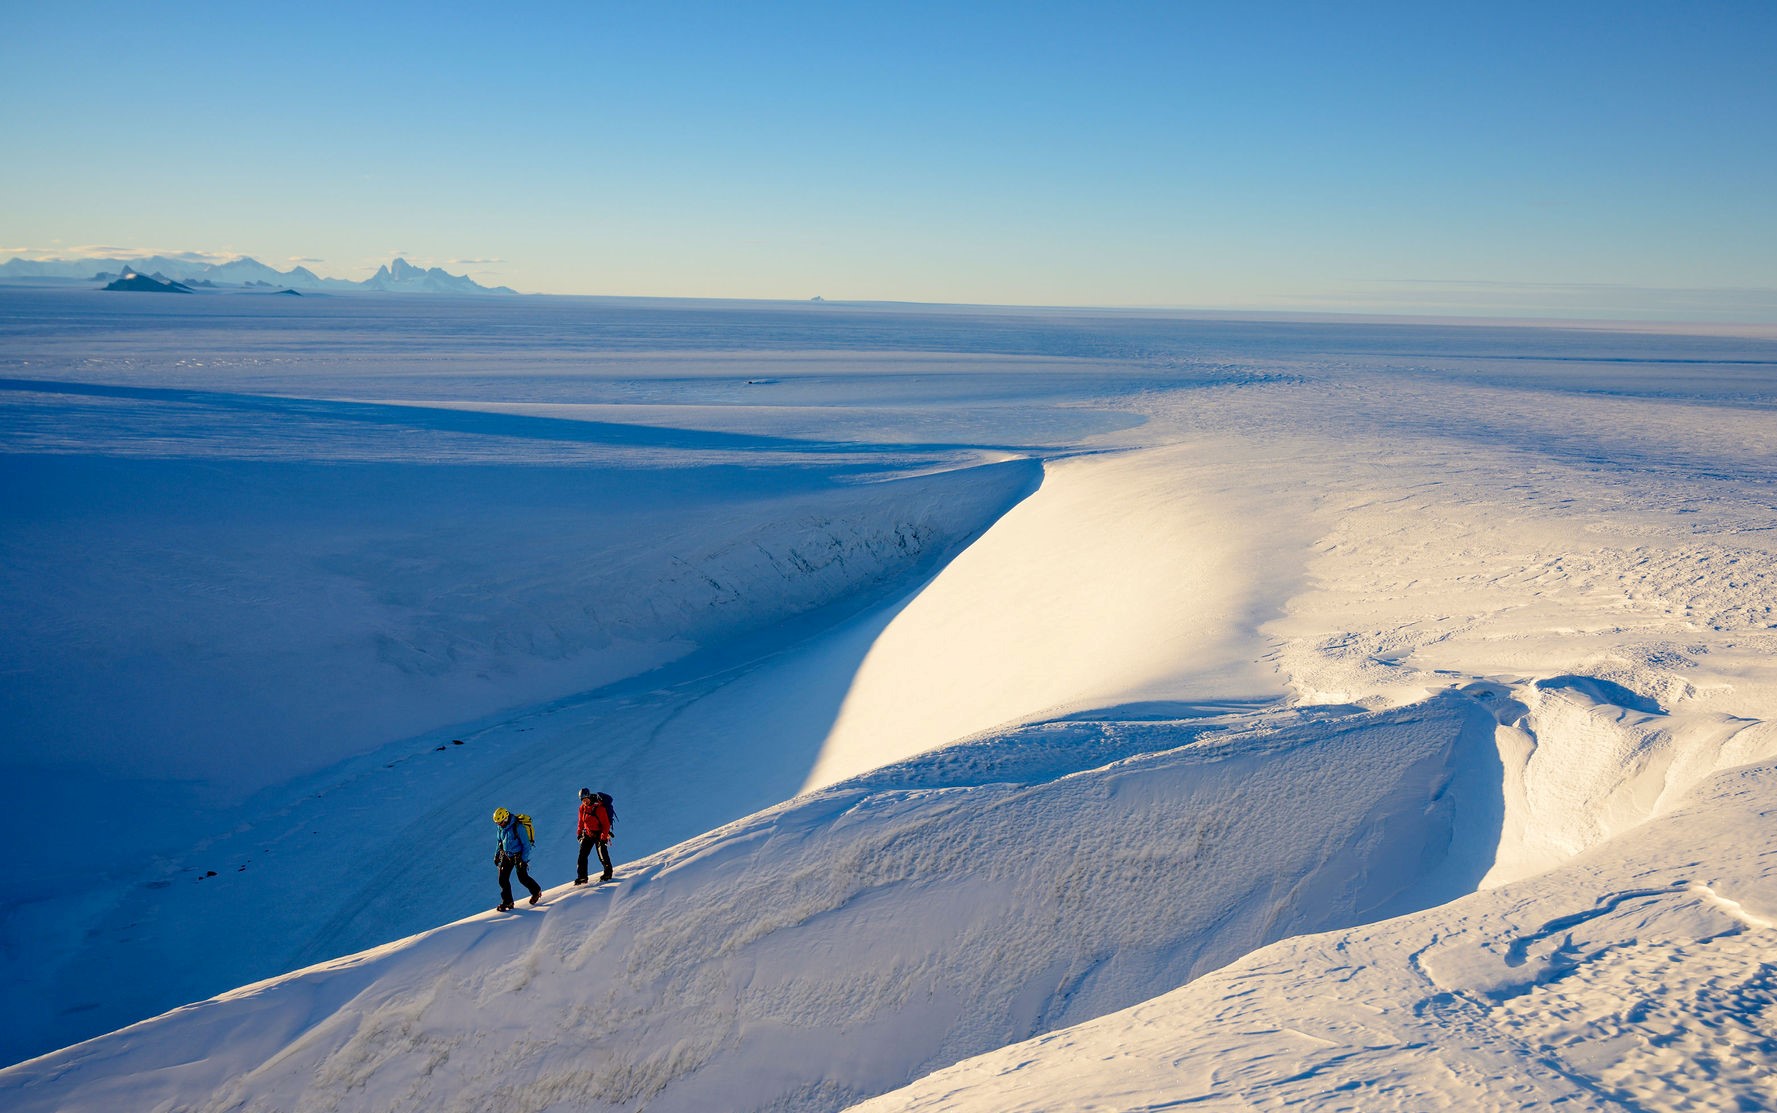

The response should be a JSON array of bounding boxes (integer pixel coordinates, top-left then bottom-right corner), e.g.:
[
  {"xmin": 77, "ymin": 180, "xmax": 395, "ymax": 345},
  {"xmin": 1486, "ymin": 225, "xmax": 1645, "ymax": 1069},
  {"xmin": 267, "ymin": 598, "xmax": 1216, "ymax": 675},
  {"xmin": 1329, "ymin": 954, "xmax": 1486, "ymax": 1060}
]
[{"xmin": 595, "ymin": 791, "xmax": 617, "ymax": 825}]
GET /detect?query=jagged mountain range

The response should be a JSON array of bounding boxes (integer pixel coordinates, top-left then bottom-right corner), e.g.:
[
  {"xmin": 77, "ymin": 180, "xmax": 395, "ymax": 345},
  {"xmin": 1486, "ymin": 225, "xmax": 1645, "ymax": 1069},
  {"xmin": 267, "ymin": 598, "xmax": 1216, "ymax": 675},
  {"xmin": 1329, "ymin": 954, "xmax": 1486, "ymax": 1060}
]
[{"xmin": 0, "ymin": 254, "xmax": 517, "ymax": 295}]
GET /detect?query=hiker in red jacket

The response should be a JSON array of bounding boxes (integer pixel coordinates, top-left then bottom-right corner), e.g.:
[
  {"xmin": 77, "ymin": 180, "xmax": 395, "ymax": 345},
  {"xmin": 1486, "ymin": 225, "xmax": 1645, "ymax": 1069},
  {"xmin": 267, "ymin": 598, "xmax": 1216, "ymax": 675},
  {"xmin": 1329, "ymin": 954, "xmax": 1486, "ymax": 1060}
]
[{"xmin": 576, "ymin": 787, "xmax": 615, "ymax": 885}]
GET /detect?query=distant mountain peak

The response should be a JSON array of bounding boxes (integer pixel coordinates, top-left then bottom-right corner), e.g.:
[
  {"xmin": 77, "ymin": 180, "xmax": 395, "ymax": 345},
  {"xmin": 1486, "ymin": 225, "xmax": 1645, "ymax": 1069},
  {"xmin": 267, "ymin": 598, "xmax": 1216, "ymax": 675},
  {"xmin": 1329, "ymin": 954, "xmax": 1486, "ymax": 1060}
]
[
  {"xmin": 103, "ymin": 271, "xmax": 193, "ymax": 294},
  {"xmin": 359, "ymin": 256, "xmax": 512, "ymax": 295}
]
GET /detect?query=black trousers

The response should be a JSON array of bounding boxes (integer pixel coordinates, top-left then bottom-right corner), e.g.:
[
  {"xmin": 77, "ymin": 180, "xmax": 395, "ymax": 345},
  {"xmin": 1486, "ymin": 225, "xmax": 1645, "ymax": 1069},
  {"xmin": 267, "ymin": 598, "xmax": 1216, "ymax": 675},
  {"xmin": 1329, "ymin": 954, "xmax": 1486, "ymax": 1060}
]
[
  {"xmin": 578, "ymin": 836, "xmax": 613, "ymax": 881},
  {"xmin": 498, "ymin": 857, "xmax": 542, "ymax": 906}
]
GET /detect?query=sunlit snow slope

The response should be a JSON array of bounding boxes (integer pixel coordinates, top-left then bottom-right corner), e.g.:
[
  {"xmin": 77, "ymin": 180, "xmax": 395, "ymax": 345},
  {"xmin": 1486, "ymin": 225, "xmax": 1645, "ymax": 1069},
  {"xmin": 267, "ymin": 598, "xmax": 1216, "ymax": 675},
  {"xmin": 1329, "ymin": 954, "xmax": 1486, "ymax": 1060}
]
[{"xmin": 804, "ymin": 439, "xmax": 1317, "ymax": 789}]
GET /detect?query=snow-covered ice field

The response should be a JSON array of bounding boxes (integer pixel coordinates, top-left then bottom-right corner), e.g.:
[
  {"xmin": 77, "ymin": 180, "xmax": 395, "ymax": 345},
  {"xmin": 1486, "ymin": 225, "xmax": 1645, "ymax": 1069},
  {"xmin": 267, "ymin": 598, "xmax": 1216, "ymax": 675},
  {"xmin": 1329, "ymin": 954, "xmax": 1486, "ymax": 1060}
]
[{"xmin": 2, "ymin": 287, "xmax": 1776, "ymax": 1110}]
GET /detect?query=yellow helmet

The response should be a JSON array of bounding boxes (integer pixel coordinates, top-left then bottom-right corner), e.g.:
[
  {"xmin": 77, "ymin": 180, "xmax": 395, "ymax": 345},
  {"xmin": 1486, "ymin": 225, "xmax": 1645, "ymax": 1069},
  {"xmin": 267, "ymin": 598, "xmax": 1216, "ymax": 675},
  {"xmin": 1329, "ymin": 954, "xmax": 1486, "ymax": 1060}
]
[{"xmin": 492, "ymin": 807, "xmax": 510, "ymax": 824}]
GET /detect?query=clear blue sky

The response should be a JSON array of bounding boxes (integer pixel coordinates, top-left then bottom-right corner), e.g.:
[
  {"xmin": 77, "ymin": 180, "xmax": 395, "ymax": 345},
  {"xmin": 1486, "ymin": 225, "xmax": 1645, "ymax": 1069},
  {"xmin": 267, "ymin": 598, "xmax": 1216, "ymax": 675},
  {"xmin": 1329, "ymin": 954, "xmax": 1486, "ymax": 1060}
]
[{"xmin": 4, "ymin": 1, "xmax": 1774, "ymax": 317}]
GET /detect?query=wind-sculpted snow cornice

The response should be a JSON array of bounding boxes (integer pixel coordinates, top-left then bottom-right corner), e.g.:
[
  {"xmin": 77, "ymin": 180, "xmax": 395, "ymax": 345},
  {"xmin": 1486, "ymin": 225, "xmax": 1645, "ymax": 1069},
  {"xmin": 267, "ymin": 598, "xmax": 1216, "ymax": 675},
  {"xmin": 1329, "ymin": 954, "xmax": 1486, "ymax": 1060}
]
[{"xmin": 0, "ymin": 693, "xmax": 1506, "ymax": 1112}]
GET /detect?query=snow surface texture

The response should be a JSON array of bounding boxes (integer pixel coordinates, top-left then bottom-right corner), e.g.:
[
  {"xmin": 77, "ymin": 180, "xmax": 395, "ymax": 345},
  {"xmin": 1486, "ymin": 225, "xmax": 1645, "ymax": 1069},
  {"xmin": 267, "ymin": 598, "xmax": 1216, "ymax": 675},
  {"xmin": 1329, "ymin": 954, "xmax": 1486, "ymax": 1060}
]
[
  {"xmin": 854, "ymin": 763, "xmax": 1777, "ymax": 1113},
  {"xmin": 3, "ymin": 289, "xmax": 1777, "ymax": 1110}
]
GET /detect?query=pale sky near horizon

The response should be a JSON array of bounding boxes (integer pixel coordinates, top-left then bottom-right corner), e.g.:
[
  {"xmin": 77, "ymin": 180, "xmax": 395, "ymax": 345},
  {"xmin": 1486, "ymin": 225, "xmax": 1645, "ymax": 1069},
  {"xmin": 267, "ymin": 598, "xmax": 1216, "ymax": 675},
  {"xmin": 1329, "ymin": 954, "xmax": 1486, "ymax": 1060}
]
[{"xmin": 3, "ymin": 1, "xmax": 1774, "ymax": 318}]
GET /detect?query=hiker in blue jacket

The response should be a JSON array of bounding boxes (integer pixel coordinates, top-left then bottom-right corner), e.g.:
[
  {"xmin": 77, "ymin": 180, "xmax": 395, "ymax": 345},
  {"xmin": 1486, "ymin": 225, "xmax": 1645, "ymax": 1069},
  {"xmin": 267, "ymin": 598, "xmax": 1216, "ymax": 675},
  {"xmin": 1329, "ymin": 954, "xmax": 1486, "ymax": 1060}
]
[{"xmin": 492, "ymin": 807, "xmax": 543, "ymax": 911}]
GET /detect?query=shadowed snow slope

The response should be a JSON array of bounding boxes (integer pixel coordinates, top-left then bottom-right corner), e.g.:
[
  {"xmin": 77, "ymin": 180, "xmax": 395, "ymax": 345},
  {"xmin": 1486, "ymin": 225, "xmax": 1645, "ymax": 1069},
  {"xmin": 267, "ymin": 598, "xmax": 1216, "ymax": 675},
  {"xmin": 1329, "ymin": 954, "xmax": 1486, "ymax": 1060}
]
[
  {"xmin": 0, "ymin": 695, "xmax": 1506, "ymax": 1113},
  {"xmin": 0, "ymin": 450, "xmax": 1035, "ymax": 797},
  {"xmin": 0, "ymin": 449, "xmax": 1042, "ymax": 1065}
]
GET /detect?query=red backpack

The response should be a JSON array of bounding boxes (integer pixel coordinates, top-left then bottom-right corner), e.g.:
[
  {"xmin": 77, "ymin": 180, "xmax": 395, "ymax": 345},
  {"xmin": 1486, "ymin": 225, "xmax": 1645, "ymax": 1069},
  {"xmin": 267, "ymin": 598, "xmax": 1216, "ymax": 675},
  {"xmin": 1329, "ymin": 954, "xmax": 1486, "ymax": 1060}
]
[{"xmin": 581, "ymin": 793, "xmax": 615, "ymax": 838}]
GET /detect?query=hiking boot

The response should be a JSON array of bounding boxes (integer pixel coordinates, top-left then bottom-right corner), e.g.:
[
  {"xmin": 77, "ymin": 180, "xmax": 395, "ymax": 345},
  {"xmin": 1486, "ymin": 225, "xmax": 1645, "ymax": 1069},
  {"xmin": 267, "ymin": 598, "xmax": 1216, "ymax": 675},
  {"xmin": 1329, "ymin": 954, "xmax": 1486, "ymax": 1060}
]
[
  {"xmin": 601, "ymin": 871, "xmax": 613, "ymax": 882},
  {"xmin": 496, "ymin": 903, "xmax": 514, "ymax": 912},
  {"xmin": 528, "ymin": 892, "xmax": 541, "ymax": 905},
  {"xmin": 574, "ymin": 877, "xmax": 587, "ymax": 885}
]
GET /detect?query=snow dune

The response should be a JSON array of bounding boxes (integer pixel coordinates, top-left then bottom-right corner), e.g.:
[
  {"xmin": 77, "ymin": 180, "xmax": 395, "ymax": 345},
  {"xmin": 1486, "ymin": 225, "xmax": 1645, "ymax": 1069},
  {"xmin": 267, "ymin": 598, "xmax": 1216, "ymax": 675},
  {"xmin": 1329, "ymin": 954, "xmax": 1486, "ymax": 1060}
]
[
  {"xmin": 854, "ymin": 761, "xmax": 1777, "ymax": 1113},
  {"xmin": 5, "ymin": 291, "xmax": 1777, "ymax": 1109}
]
